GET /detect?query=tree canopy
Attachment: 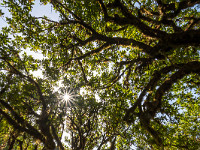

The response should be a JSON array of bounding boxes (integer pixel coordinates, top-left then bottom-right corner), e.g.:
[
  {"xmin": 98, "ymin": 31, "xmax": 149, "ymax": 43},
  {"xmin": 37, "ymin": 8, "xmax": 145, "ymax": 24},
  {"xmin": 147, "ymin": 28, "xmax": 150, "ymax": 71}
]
[{"xmin": 0, "ymin": 0, "xmax": 200, "ymax": 149}]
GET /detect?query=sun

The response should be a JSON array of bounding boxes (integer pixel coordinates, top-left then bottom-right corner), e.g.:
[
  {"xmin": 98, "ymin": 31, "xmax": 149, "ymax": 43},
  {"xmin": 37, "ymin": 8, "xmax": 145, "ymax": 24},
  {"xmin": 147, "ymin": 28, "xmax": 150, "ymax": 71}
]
[
  {"xmin": 61, "ymin": 88, "xmax": 78, "ymax": 106},
  {"xmin": 63, "ymin": 93, "xmax": 71, "ymax": 102}
]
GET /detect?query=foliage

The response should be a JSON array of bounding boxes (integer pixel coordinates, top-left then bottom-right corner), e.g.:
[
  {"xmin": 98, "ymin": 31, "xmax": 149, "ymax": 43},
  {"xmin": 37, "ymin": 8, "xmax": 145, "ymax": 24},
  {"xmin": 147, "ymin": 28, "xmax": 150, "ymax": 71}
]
[{"xmin": 0, "ymin": 0, "xmax": 200, "ymax": 149}]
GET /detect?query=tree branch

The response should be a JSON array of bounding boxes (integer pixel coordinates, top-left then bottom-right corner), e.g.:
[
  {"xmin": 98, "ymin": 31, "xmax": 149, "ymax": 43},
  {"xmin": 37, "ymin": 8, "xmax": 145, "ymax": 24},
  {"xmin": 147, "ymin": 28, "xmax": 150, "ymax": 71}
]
[
  {"xmin": 0, "ymin": 108, "xmax": 45, "ymax": 143},
  {"xmin": 3, "ymin": 59, "xmax": 47, "ymax": 115},
  {"xmin": 124, "ymin": 61, "xmax": 200, "ymax": 121}
]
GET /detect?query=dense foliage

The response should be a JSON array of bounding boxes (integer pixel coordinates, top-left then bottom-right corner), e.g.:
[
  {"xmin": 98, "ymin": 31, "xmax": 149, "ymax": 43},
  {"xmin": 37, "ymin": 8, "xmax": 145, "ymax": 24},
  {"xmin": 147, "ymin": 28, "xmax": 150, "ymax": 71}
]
[{"xmin": 0, "ymin": 0, "xmax": 200, "ymax": 149}]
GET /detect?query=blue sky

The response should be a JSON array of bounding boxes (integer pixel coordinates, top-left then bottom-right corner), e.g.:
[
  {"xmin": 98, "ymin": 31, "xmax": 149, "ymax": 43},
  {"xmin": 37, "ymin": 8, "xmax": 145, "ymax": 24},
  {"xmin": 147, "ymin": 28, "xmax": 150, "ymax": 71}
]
[{"xmin": 0, "ymin": 1, "xmax": 60, "ymax": 29}]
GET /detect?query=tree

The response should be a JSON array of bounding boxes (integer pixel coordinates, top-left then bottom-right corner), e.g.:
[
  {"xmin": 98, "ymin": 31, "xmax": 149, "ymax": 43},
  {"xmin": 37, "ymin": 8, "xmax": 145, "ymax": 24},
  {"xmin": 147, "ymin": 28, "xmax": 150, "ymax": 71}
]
[{"xmin": 0, "ymin": 0, "xmax": 200, "ymax": 149}]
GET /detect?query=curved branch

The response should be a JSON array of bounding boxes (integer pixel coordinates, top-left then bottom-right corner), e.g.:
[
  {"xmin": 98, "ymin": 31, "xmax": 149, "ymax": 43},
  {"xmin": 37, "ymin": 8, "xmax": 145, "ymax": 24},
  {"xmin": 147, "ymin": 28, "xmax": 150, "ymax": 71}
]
[
  {"xmin": 140, "ymin": 113, "xmax": 163, "ymax": 147},
  {"xmin": 124, "ymin": 61, "xmax": 200, "ymax": 121},
  {"xmin": 98, "ymin": 0, "xmax": 167, "ymax": 39},
  {"xmin": 67, "ymin": 42, "xmax": 111, "ymax": 63},
  {"xmin": 164, "ymin": 0, "xmax": 200, "ymax": 19},
  {"xmin": 153, "ymin": 61, "xmax": 200, "ymax": 110},
  {"xmin": 3, "ymin": 59, "xmax": 47, "ymax": 115},
  {"xmin": 0, "ymin": 108, "xmax": 45, "ymax": 143},
  {"xmin": 51, "ymin": 125, "xmax": 64, "ymax": 150}
]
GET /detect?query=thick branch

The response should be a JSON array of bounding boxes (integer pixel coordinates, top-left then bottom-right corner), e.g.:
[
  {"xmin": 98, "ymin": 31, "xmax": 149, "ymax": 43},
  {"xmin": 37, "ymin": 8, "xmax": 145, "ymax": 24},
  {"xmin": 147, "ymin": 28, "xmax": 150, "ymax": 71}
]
[
  {"xmin": 51, "ymin": 125, "xmax": 64, "ymax": 150},
  {"xmin": 3, "ymin": 59, "xmax": 47, "ymax": 115},
  {"xmin": 154, "ymin": 61, "xmax": 200, "ymax": 108},
  {"xmin": 99, "ymin": 0, "xmax": 167, "ymax": 39},
  {"xmin": 124, "ymin": 61, "xmax": 200, "ymax": 121},
  {"xmin": 164, "ymin": 0, "xmax": 200, "ymax": 18},
  {"xmin": 68, "ymin": 42, "xmax": 111, "ymax": 62},
  {"xmin": 0, "ymin": 108, "xmax": 45, "ymax": 143}
]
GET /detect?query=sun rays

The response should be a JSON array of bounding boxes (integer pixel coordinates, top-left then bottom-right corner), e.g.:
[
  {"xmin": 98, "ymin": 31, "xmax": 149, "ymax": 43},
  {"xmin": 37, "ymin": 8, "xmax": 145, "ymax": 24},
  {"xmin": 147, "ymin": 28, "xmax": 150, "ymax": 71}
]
[{"xmin": 61, "ymin": 88, "xmax": 78, "ymax": 106}]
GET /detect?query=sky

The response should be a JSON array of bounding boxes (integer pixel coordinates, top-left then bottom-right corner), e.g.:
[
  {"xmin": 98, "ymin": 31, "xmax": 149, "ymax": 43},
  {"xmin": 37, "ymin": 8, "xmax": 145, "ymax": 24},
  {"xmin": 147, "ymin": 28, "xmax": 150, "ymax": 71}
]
[{"xmin": 0, "ymin": 1, "xmax": 60, "ymax": 28}]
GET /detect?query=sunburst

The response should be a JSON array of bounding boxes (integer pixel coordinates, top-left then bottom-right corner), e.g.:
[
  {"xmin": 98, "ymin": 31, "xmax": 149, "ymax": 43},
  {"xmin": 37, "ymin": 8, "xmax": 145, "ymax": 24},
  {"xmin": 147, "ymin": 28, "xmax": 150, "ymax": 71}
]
[
  {"xmin": 63, "ymin": 92, "xmax": 71, "ymax": 101},
  {"xmin": 62, "ymin": 88, "xmax": 77, "ymax": 106}
]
